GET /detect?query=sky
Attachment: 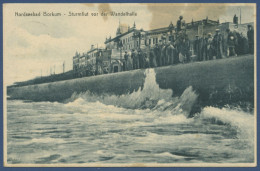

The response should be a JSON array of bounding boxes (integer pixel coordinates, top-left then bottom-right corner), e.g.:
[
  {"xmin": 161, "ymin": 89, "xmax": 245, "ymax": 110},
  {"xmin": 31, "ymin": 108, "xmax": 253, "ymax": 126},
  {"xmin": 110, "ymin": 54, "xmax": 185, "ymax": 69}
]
[{"xmin": 3, "ymin": 3, "xmax": 255, "ymax": 86}]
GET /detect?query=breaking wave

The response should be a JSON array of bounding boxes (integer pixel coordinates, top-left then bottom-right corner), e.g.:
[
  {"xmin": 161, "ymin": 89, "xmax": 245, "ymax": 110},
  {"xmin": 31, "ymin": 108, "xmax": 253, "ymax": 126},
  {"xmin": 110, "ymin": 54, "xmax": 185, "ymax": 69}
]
[
  {"xmin": 200, "ymin": 106, "xmax": 254, "ymax": 144},
  {"xmin": 7, "ymin": 68, "xmax": 255, "ymax": 164},
  {"xmin": 63, "ymin": 68, "xmax": 255, "ymax": 157},
  {"xmin": 65, "ymin": 68, "xmax": 255, "ymax": 140},
  {"xmin": 67, "ymin": 69, "xmax": 199, "ymax": 117}
]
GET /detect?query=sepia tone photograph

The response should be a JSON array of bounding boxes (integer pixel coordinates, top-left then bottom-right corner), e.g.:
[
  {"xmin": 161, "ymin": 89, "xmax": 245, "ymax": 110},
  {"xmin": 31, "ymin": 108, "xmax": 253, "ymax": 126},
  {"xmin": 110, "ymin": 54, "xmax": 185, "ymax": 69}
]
[{"xmin": 3, "ymin": 3, "xmax": 256, "ymax": 167}]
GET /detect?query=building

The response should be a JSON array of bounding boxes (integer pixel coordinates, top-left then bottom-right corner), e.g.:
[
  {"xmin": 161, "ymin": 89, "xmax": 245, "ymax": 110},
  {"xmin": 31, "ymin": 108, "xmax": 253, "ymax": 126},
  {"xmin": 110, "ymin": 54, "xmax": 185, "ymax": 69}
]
[
  {"xmin": 73, "ymin": 15, "xmax": 253, "ymax": 77},
  {"xmin": 220, "ymin": 21, "xmax": 254, "ymax": 37},
  {"xmin": 96, "ymin": 49, "xmax": 111, "ymax": 75},
  {"xmin": 72, "ymin": 45, "xmax": 104, "ymax": 77},
  {"xmin": 104, "ymin": 22, "xmax": 146, "ymax": 73},
  {"xmin": 73, "ymin": 52, "xmax": 80, "ymax": 71},
  {"xmin": 145, "ymin": 22, "xmax": 175, "ymax": 47},
  {"xmin": 185, "ymin": 17, "xmax": 220, "ymax": 40},
  {"xmin": 86, "ymin": 45, "xmax": 100, "ymax": 66},
  {"xmin": 105, "ymin": 22, "xmax": 146, "ymax": 52}
]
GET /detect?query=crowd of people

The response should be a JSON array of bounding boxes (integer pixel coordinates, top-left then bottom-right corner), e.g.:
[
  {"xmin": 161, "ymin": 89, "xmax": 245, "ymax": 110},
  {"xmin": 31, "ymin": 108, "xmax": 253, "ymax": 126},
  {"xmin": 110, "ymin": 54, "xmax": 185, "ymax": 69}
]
[{"xmin": 122, "ymin": 25, "xmax": 254, "ymax": 71}]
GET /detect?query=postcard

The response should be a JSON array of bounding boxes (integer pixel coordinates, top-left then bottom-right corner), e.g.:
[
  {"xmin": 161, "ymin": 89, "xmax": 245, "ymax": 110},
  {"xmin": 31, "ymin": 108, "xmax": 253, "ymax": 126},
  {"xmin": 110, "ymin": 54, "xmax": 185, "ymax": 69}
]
[{"xmin": 3, "ymin": 3, "xmax": 257, "ymax": 167}]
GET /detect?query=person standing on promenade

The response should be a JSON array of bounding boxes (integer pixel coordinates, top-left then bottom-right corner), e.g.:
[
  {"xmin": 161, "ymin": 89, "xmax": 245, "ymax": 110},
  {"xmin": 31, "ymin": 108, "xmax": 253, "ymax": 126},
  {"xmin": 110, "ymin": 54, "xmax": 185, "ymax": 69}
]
[
  {"xmin": 124, "ymin": 51, "xmax": 129, "ymax": 71},
  {"xmin": 143, "ymin": 51, "xmax": 150, "ymax": 68},
  {"xmin": 206, "ymin": 33, "xmax": 213, "ymax": 60},
  {"xmin": 161, "ymin": 42, "xmax": 167, "ymax": 66},
  {"xmin": 166, "ymin": 41, "xmax": 175, "ymax": 65},
  {"xmin": 247, "ymin": 25, "xmax": 254, "ymax": 54},
  {"xmin": 154, "ymin": 43, "xmax": 161, "ymax": 67},
  {"xmin": 149, "ymin": 46, "xmax": 157, "ymax": 67},
  {"xmin": 131, "ymin": 49, "xmax": 138, "ymax": 69},
  {"xmin": 193, "ymin": 35, "xmax": 200, "ymax": 61},
  {"xmin": 200, "ymin": 33, "xmax": 207, "ymax": 61},
  {"xmin": 138, "ymin": 49, "xmax": 144, "ymax": 69},
  {"xmin": 212, "ymin": 29, "xmax": 223, "ymax": 59},
  {"xmin": 127, "ymin": 51, "xmax": 133, "ymax": 70},
  {"xmin": 226, "ymin": 28, "xmax": 237, "ymax": 57}
]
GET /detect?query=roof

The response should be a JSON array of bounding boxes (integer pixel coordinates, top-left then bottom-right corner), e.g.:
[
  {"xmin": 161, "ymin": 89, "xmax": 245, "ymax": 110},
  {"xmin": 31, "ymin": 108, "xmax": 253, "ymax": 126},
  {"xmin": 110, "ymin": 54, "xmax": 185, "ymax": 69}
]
[
  {"xmin": 87, "ymin": 48, "xmax": 99, "ymax": 54},
  {"xmin": 104, "ymin": 18, "xmax": 219, "ymax": 43},
  {"xmin": 186, "ymin": 19, "xmax": 219, "ymax": 28},
  {"xmin": 146, "ymin": 27, "xmax": 171, "ymax": 35},
  {"xmin": 105, "ymin": 29, "xmax": 137, "ymax": 44}
]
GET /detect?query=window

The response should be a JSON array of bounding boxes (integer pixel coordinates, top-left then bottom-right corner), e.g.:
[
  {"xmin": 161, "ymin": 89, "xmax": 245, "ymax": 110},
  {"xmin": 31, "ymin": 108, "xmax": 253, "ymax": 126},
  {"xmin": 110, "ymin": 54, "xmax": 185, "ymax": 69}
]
[{"xmin": 149, "ymin": 39, "xmax": 151, "ymax": 45}]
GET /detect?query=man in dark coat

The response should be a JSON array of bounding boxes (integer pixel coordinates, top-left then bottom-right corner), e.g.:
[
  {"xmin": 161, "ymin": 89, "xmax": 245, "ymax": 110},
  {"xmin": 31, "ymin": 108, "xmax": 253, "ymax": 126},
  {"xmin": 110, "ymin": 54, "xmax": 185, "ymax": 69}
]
[
  {"xmin": 173, "ymin": 42, "xmax": 179, "ymax": 64},
  {"xmin": 183, "ymin": 33, "xmax": 191, "ymax": 62},
  {"xmin": 176, "ymin": 31, "xmax": 190, "ymax": 63},
  {"xmin": 206, "ymin": 33, "xmax": 213, "ymax": 60},
  {"xmin": 193, "ymin": 35, "xmax": 200, "ymax": 61},
  {"xmin": 200, "ymin": 34, "xmax": 207, "ymax": 61},
  {"xmin": 154, "ymin": 43, "xmax": 161, "ymax": 67},
  {"xmin": 241, "ymin": 34, "xmax": 249, "ymax": 55},
  {"xmin": 149, "ymin": 47, "xmax": 157, "ymax": 67},
  {"xmin": 131, "ymin": 49, "xmax": 139, "ymax": 69},
  {"xmin": 247, "ymin": 25, "xmax": 254, "ymax": 54},
  {"xmin": 226, "ymin": 29, "xmax": 237, "ymax": 57},
  {"xmin": 176, "ymin": 16, "xmax": 184, "ymax": 32},
  {"xmin": 138, "ymin": 49, "xmax": 144, "ymax": 69},
  {"xmin": 235, "ymin": 32, "xmax": 247, "ymax": 55},
  {"xmin": 165, "ymin": 41, "xmax": 170, "ymax": 65},
  {"xmin": 212, "ymin": 29, "xmax": 223, "ymax": 59},
  {"xmin": 124, "ymin": 51, "xmax": 129, "ymax": 71},
  {"xmin": 143, "ymin": 51, "xmax": 150, "ymax": 68},
  {"xmin": 166, "ymin": 42, "xmax": 175, "ymax": 65},
  {"xmin": 160, "ymin": 43, "xmax": 167, "ymax": 66},
  {"xmin": 233, "ymin": 14, "xmax": 238, "ymax": 24}
]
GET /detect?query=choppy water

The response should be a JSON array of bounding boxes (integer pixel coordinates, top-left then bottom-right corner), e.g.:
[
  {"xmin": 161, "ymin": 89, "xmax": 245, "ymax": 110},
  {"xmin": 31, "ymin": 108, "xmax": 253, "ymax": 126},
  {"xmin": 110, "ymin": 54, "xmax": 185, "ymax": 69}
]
[{"xmin": 7, "ymin": 69, "xmax": 255, "ymax": 164}]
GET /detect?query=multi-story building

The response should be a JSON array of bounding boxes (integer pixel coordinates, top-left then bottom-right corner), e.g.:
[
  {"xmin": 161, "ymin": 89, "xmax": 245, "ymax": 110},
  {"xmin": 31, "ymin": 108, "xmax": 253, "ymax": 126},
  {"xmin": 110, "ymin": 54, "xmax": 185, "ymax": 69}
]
[
  {"xmin": 79, "ymin": 54, "xmax": 86, "ymax": 68},
  {"xmin": 184, "ymin": 17, "xmax": 220, "ymax": 41},
  {"xmin": 73, "ymin": 52, "xmax": 80, "ymax": 71},
  {"xmin": 104, "ymin": 22, "xmax": 147, "ymax": 73},
  {"xmin": 73, "ymin": 15, "xmax": 253, "ymax": 76},
  {"xmin": 145, "ymin": 22, "xmax": 175, "ymax": 47},
  {"xmin": 105, "ymin": 18, "xmax": 221, "ymax": 50},
  {"xmin": 96, "ymin": 49, "xmax": 111, "ymax": 75},
  {"xmin": 220, "ymin": 21, "xmax": 254, "ymax": 37},
  {"xmin": 86, "ymin": 45, "xmax": 99, "ymax": 66},
  {"xmin": 105, "ymin": 22, "xmax": 146, "ymax": 52},
  {"xmin": 72, "ymin": 45, "xmax": 104, "ymax": 77}
]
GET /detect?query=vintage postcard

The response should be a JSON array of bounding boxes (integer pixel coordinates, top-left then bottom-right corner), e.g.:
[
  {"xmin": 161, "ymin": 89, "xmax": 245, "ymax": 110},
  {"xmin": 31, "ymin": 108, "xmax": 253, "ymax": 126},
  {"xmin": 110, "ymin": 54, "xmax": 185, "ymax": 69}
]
[{"xmin": 3, "ymin": 3, "xmax": 257, "ymax": 167}]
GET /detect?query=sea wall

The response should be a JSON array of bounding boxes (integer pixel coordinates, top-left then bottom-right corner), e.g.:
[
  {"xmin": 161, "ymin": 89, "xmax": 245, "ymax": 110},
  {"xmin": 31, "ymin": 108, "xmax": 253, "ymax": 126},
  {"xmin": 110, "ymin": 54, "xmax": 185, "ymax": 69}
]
[
  {"xmin": 7, "ymin": 55, "xmax": 254, "ymax": 108},
  {"xmin": 155, "ymin": 55, "xmax": 254, "ymax": 107}
]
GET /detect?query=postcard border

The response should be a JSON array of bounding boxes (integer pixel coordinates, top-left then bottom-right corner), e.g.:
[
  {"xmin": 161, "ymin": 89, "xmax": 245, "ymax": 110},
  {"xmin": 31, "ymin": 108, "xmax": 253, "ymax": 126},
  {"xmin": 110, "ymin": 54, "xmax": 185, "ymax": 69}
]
[{"xmin": 1, "ymin": 0, "xmax": 259, "ymax": 170}]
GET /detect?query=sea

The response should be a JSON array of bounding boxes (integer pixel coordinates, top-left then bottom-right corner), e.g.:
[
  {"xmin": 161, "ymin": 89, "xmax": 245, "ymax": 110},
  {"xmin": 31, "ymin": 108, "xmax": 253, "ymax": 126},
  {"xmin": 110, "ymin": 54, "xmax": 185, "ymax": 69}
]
[{"xmin": 7, "ymin": 69, "xmax": 255, "ymax": 164}]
